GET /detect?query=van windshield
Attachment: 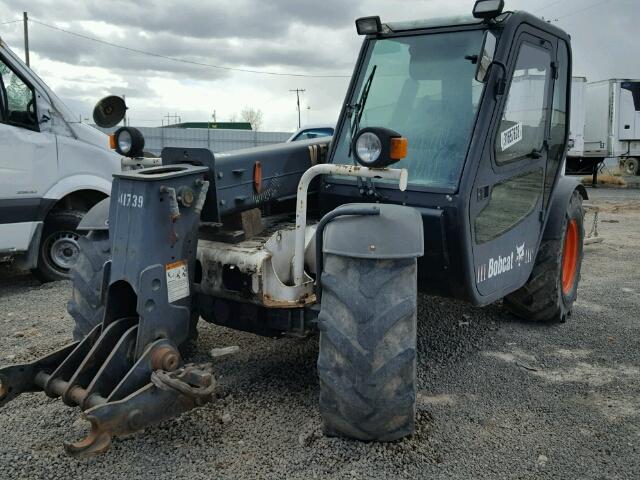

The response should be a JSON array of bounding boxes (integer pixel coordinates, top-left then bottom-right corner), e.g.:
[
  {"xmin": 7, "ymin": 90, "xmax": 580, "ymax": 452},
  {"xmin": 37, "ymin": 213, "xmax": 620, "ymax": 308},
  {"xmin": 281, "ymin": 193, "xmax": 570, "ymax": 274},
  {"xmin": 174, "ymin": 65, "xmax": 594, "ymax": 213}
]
[{"xmin": 332, "ymin": 30, "xmax": 485, "ymax": 190}]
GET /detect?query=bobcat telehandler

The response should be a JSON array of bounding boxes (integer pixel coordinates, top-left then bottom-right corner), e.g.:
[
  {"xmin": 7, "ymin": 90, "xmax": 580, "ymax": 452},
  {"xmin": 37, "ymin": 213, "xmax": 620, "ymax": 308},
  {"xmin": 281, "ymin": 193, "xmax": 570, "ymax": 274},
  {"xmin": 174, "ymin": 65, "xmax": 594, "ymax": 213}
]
[{"xmin": 0, "ymin": 1, "xmax": 587, "ymax": 457}]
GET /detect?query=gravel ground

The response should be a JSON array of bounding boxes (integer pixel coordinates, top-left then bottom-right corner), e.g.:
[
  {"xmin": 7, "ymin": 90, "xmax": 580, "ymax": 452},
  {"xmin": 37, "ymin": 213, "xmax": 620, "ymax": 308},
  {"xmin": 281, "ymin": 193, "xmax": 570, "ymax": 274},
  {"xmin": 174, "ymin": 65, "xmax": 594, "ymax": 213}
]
[{"xmin": 0, "ymin": 186, "xmax": 639, "ymax": 479}]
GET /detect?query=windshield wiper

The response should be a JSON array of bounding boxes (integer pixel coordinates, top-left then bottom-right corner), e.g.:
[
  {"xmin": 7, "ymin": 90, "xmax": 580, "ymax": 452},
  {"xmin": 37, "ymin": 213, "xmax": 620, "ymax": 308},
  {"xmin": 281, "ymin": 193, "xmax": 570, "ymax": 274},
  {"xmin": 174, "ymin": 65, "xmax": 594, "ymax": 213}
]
[{"xmin": 348, "ymin": 65, "xmax": 377, "ymax": 157}]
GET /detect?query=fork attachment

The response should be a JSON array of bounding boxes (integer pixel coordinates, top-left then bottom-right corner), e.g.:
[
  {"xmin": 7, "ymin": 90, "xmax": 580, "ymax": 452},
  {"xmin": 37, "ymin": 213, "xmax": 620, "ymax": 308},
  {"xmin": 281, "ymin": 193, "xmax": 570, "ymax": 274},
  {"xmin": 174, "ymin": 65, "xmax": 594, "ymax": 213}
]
[{"xmin": 0, "ymin": 164, "xmax": 214, "ymax": 457}]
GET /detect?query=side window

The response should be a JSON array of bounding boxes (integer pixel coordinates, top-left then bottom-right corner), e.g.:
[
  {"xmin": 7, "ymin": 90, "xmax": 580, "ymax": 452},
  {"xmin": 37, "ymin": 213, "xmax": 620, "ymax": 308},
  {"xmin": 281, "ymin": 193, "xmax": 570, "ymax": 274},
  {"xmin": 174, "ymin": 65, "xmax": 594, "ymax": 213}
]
[
  {"xmin": 0, "ymin": 58, "xmax": 37, "ymax": 130},
  {"xmin": 495, "ymin": 42, "xmax": 552, "ymax": 164},
  {"xmin": 545, "ymin": 41, "xmax": 569, "ymax": 206},
  {"xmin": 475, "ymin": 169, "xmax": 543, "ymax": 243}
]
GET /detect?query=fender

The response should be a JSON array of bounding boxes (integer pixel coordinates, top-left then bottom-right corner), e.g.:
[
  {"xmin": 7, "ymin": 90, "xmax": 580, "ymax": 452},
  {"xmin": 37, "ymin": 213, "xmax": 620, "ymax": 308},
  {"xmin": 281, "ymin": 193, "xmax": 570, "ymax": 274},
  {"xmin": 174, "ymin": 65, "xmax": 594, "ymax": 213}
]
[
  {"xmin": 322, "ymin": 203, "xmax": 424, "ymax": 259},
  {"xmin": 42, "ymin": 174, "xmax": 112, "ymax": 201},
  {"xmin": 77, "ymin": 197, "xmax": 110, "ymax": 231},
  {"xmin": 543, "ymin": 176, "xmax": 588, "ymax": 240}
]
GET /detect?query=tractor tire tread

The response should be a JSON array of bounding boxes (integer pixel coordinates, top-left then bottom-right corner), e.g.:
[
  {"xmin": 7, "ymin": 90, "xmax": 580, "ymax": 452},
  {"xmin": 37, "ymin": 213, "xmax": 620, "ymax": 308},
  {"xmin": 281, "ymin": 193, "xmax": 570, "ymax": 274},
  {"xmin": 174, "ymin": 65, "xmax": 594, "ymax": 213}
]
[
  {"xmin": 318, "ymin": 256, "xmax": 417, "ymax": 441},
  {"xmin": 505, "ymin": 191, "xmax": 584, "ymax": 322},
  {"xmin": 67, "ymin": 231, "xmax": 110, "ymax": 340}
]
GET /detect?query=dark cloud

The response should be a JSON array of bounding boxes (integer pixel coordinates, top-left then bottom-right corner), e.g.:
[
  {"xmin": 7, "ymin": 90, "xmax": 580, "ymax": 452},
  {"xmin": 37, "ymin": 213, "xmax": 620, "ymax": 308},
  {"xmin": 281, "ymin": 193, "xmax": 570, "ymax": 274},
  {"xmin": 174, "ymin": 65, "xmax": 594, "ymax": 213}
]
[
  {"xmin": 1, "ymin": 4, "xmax": 358, "ymax": 81},
  {"xmin": 2, "ymin": 0, "xmax": 360, "ymax": 40},
  {"xmin": 1, "ymin": 0, "xmax": 636, "ymax": 129}
]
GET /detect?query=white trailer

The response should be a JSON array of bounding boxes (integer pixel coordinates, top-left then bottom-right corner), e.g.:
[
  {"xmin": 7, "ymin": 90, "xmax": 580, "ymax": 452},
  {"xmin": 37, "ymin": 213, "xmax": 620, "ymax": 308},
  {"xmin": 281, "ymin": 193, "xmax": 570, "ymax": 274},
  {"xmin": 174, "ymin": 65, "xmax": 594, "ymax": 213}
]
[
  {"xmin": 567, "ymin": 76, "xmax": 586, "ymax": 158},
  {"xmin": 567, "ymin": 78, "xmax": 640, "ymax": 176}
]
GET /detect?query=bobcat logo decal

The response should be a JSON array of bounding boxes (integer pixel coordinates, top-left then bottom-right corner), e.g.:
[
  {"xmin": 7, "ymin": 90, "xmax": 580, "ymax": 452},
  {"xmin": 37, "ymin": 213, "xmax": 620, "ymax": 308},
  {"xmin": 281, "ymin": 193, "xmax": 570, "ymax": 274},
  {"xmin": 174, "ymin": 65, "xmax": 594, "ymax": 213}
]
[
  {"xmin": 515, "ymin": 243, "xmax": 525, "ymax": 266},
  {"xmin": 476, "ymin": 241, "xmax": 534, "ymax": 284}
]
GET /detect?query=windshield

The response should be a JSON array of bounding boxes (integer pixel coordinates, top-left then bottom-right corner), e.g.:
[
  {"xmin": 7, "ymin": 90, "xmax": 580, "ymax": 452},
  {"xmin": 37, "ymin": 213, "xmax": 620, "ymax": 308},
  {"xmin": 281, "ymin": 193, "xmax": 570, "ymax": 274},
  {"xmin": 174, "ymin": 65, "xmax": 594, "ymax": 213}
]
[{"xmin": 332, "ymin": 29, "xmax": 485, "ymax": 189}]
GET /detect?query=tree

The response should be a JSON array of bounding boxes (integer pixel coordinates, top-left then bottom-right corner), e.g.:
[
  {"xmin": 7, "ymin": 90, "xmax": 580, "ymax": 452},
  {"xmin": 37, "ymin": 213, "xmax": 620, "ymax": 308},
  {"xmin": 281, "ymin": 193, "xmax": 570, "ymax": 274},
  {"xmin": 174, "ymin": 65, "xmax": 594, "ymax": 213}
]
[{"xmin": 240, "ymin": 106, "xmax": 264, "ymax": 131}]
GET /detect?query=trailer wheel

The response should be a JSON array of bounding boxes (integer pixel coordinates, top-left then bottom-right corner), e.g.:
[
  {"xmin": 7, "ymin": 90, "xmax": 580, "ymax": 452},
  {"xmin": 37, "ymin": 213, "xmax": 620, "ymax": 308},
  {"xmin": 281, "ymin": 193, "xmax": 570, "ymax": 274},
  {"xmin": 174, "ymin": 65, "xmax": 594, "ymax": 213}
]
[
  {"xmin": 33, "ymin": 210, "xmax": 86, "ymax": 283},
  {"xmin": 67, "ymin": 230, "xmax": 111, "ymax": 340},
  {"xmin": 505, "ymin": 190, "xmax": 584, "ymax": 322},
  {"xmin": 623, "ymin": 158, "xmax": 639, "ymax": 176},
  {"xmin": 317, "ymin": 255, "xmax": 417, "ymax": 441}
]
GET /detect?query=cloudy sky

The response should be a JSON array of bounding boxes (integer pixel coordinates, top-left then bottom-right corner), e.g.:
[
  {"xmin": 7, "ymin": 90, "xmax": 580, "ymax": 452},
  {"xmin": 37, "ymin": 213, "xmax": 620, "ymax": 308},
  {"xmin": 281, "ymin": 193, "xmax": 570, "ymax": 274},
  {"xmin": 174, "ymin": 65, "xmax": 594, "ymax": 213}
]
[{"xmin": 0, "ymin": 0, "xmax": 637, "ymax": 132}]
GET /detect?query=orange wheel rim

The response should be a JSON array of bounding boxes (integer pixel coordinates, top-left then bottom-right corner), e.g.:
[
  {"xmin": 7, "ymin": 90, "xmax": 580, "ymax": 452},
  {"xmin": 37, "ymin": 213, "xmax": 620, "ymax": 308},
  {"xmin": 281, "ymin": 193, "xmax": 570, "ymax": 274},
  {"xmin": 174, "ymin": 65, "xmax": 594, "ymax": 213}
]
[{"xmin": 561, "ymin": 219, "xmax": 579, "ymax": 295}]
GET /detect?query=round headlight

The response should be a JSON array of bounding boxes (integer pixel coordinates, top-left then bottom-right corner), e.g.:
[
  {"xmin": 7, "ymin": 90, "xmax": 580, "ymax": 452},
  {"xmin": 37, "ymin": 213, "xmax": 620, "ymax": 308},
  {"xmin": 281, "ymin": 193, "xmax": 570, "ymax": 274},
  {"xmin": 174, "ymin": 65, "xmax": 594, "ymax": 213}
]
[
  {"xmin": 355, "ymin": 131, "xmax": 382, "ymax": 165},
  {"xmin": 117, "ymin": 130, "xmax": 132, "ymax": 154},
  {"xmin": 113, "ymin": 127, "xmax": 145, "ymax": 157}
]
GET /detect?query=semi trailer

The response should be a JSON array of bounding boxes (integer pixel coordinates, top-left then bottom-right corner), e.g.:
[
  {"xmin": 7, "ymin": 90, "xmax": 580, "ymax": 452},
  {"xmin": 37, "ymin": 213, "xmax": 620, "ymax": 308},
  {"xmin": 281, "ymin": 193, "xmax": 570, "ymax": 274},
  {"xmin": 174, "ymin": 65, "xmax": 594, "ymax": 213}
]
[{"xmin": 566, "ymin": 78, "xmax": 640, "ymax": 178}]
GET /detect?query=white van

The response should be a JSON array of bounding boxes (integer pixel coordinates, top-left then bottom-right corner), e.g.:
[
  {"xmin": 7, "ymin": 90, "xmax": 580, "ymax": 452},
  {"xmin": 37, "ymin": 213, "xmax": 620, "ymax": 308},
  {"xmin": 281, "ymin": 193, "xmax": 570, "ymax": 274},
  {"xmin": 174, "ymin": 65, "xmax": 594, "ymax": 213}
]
[{"xmin": 0, "ymin": 38, "xmax": 123, "ymax": 281}]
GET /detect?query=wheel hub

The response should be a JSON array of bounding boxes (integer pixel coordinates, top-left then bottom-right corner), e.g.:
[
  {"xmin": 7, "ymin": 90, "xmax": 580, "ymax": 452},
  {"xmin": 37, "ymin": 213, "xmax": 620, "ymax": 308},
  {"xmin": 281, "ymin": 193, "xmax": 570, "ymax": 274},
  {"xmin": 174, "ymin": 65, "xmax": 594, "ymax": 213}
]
[
  {"xmin": 48, "ymin": 232, "xmax": 81, "ymax": 270},
  {"xmin": 561, "ymin": 219, "xmax": 579, "ymax": 295}
]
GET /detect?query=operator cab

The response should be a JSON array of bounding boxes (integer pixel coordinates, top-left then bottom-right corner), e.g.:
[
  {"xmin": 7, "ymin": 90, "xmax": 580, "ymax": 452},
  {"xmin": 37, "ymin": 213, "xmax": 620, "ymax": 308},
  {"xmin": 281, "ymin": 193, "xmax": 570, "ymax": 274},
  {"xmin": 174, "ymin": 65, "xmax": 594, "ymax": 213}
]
[{"xmin": 321, "ymin": 1, "xmax": 572, "ymax": 306}]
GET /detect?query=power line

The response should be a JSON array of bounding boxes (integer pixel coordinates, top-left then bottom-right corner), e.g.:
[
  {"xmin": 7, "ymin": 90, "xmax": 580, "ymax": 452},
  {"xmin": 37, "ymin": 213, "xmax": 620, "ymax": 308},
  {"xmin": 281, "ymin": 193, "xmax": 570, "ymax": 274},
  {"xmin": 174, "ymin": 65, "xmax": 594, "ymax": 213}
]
[
  {"xmin": 1, "ymin": 19, "xmax": 21, "ymax": 25},
  {"xmin": 533, "ymin": 0, "xmax": 565, "ymax": 13},
  {"xmin": 28, "ymin": 18, "xmax": 350, "ymax": 79},
  {"xmin": 553, "ymin": 0, "xmax": 613, "ymax": 21}
]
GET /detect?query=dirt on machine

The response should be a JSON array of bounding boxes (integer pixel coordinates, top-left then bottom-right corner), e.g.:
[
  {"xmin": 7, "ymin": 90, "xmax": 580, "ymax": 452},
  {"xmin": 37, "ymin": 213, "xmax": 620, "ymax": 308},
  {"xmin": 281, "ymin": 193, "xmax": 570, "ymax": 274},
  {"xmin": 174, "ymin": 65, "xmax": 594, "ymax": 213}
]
[{"xmin": 0, "ymin": 0, "xmax": 587, "ymax": 457}]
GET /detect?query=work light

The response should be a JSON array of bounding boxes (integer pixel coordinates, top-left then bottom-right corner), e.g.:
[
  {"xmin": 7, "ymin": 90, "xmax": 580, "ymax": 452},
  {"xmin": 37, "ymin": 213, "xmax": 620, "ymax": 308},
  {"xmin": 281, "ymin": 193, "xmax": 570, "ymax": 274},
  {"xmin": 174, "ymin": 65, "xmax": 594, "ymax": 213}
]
[
  {"xmin": 113, "ymin": 127, "xmax": 145, "ymax": 158},
  {"xmin": 352, "ymin": 127, "xmax": 407, "ymax": 168},
  {"xmin": 355, "ymin": 16, "xmax": 382, "ymax": 35},
  {"xmin": 117, "ymin": 129, "xmax": 132, "ymax": 154},
  {"xmin": 472, "ymin": 0, "xmax": 505, "ymax": 19},
  {"xmin": 356, "ymin": 131, "xmax": 382, "ymax": 165}
]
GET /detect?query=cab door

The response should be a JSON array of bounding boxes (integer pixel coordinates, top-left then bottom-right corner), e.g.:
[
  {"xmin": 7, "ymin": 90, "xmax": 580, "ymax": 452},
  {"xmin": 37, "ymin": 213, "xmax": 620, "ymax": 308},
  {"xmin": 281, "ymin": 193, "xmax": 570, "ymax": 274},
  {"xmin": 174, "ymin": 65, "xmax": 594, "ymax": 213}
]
[
  {"xmin": 470, "ymin": 30, "xmax": 557, "ymax": 297},
  {"xmin": 0, "ymin": 53, "xmax": 57, "ymax": 252}
]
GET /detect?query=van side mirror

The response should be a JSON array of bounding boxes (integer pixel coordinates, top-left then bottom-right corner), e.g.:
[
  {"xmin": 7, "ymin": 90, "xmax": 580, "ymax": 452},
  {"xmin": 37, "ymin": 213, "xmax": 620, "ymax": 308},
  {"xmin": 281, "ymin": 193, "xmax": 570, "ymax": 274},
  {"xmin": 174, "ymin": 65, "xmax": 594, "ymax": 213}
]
[{"xmin": 475, "ymin": 30, "xmax": 497, "ymax": 83}]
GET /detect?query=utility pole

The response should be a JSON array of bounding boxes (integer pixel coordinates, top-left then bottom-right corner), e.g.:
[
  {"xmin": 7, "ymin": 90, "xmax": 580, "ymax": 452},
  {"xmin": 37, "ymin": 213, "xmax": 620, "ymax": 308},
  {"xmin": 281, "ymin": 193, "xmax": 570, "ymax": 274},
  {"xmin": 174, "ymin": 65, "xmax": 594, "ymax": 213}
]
[
  {"xmin": 23, "ymin": 12, "xmax": 30, "ymax": 67},
  {"xmin": 122, "ymin": 94, "xmax": 127, "ymax": 126},
  {"xmin": 163, "ymin": 113, "xmax": 181, "ymax": 126},
  {"xmin": 290, "ymin": 89, "xmax": 305, "ymax": 129},
  {"xmin": 212, "ymin": 110, "xmax": 217, "ymax": 123}
]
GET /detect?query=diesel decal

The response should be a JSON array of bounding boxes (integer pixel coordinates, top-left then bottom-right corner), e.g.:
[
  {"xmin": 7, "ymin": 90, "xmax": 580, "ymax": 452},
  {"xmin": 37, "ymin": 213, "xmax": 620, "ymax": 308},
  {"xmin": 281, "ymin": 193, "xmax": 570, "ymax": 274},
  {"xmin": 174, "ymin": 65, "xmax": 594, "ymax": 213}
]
[
  {"xmin": 500, "ymin": 121, "xmax": 523, "ymax": 151},
  {"xmin": 476, "ymin": 242, "xmax": 534, "ymax": 284}
]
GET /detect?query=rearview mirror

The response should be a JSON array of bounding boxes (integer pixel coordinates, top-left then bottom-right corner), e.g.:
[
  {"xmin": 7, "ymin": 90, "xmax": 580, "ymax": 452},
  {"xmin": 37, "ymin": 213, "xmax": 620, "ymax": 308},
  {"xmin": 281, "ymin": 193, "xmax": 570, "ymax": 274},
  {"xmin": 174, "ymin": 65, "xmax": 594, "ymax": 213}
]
[{"xmin": 475, "ymin": 30, "xmax": 497, "ymax": 83}]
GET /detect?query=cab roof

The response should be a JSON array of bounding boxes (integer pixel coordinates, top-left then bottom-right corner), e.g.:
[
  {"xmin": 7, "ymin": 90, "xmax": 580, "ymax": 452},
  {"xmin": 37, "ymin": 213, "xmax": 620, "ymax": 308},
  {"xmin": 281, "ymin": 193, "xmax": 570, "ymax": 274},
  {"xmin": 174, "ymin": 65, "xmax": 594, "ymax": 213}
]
[
  {"xmin": 385, "ymin": 14, "xmax": 484, "ymax": 32},
  {"xmin": 383, "ymin": 11, "xmax": 569, "ymax": 41}
]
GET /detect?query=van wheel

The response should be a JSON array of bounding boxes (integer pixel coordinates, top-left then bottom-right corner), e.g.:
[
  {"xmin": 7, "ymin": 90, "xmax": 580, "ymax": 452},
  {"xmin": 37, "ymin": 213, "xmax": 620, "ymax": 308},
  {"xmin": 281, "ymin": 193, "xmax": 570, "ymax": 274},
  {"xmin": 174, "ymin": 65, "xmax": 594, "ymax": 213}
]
[
  {"xmin": 317, "ymin": 255, "xmax": 417, "ymax": 441},
  {"xmin": 33, "ymin": 210, "xmax": 85, "ymax": 283},
  {"xmin": 505, "ymin": 190, "xmax": 584, "ymax": 322}
]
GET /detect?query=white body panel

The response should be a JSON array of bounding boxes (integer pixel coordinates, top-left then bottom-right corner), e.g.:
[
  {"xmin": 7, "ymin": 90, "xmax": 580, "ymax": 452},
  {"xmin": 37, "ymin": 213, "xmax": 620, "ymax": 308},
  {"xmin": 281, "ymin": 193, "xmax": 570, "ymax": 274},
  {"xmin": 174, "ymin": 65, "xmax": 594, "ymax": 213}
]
[
  {"xmin": 0, "ymin": 122, "xmax": 58, "ymax": 197},
  {"xmin": 0, "ymin": 222, "xmax": 39, "ymax": 252},
  {"xmin": 567, "ymin": 77, "xmax": 586, "ymax": 157},
  {"xmin": 0, "ymin": 39, "xmax": 121, "ymax": 259},
  {"xmin": 581, "ymin": 79, "xmax": 640, "ymax": 159}
]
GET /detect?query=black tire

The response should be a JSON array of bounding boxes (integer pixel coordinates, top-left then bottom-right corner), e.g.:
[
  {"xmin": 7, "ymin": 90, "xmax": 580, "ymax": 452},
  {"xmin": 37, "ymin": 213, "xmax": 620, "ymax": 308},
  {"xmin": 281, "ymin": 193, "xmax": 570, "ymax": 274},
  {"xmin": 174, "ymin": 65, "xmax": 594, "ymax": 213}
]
[
  {"xmin": 66, "ymin": 229, "xmax": 200, "ymax": 344},
  {"xmin": 33, "ymin": 210, "xmax": 86, "ymax": 283},
  {"xmin": 67, "ymin": 230, "xmax": 111, "ymax": 340},
  {"xmin": 505, "ymin": 191, "xmax": 584, "ymax": 322},
  {"xmin": 317, "ymin": 255, "xmax": 417, "ymax": 441},
  {"xmin": 624, "ymin": 158, "xmax": 639, "ymax": 176}
]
